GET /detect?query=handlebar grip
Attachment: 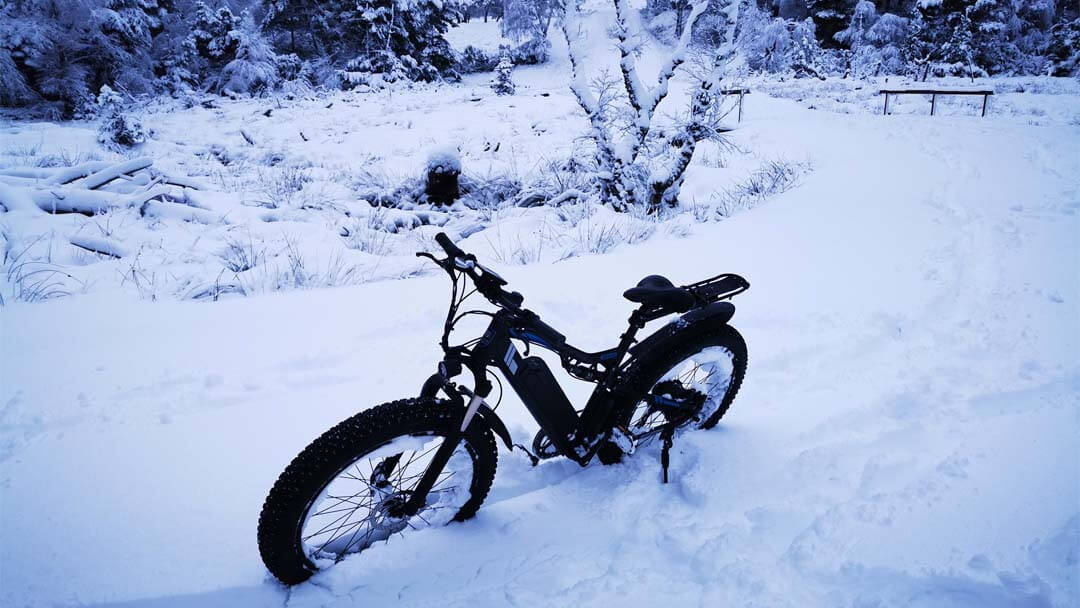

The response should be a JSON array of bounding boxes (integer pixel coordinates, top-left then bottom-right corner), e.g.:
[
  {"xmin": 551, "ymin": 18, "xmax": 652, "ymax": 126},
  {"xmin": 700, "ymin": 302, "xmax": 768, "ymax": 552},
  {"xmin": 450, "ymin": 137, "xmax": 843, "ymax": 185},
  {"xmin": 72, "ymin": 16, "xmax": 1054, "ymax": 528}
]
[{"xmin": 434, "ymin": 232, "xmax": 465, "ymax": 259}]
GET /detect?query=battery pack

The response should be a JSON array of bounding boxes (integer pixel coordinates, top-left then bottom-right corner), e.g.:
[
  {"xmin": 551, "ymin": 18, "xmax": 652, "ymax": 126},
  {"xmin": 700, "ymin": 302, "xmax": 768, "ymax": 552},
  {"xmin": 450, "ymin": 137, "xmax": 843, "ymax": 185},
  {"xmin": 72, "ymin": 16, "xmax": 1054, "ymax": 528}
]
[{"xmin": 504, "ymin": 355, "xmax": 580, "ymax": 456}]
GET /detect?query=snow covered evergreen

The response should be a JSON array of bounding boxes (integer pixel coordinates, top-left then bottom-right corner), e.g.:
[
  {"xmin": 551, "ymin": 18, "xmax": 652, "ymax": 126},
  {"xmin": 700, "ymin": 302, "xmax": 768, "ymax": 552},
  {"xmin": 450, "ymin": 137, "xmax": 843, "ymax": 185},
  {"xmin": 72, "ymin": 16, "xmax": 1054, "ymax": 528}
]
[{"xmin": 490, "ymin": 45, "xmax": 516, "ymax": 94}]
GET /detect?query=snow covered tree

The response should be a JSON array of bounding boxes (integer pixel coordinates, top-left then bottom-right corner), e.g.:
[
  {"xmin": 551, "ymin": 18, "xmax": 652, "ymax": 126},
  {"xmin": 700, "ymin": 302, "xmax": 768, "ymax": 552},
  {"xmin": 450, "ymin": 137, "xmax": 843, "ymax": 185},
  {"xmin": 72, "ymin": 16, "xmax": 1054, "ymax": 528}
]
[
  {"xmin": 501, "ymin": 0, "xmax": 564, "ymax": 40},
  {"xmin": 809, "ymin": 0, "xmax": 853, "ymax": 48},
  {"xmin": 778, "ymin": 0, "xmax": 809, "ymax": 21},
  {"xmin": 836, "ymin": 1, "xmax": 907, "ymax": 76},
  {"xmin": 0, "ymin": 50, "xmax": 34, "ymax": 106},
  {"xmin": 262, "ymin": 0, "xmax": 460, "ymax": 83},
  {"xmin": 188, "ymin": 4, "xmax": 242, "ymax": 78},
  {"xmin": 645, "ymin": 0, "xmax": 735, "ymax": 47},
  {"xmin": 902, "ymin": 6, "xmax": 936, "ymax": 79},
  {"xmin": 835, "ymin": 0, "xmax": 876, "ymax": 47},
  {"xmin": 0, "ymin": 0, "xmax": 169, "ymax": 114},
  {"xmin": 1046, "ymin": 18, "xmax": 1080, "ymax": 75},
  {"xmin": 96, "ymin": 84, "xmax": 151, "ymax": 148},
  {"xmin": 941, "ymin": 11, "xmax": 979, "ymax": 78},
  {"xmin": 490, "ymin": 45, "xmax": 515, "ymax": 94},
  {"xmin": 735, "ymin": 1, "xmax": 794, "ymax": 72},
  {"xmin": 562, "ymin": 0, "xmax": 729, "ymax": 212},
  {"xmin": 218, "ymin": 17, "xmax": 280, "ymax": 95},
  {"xmin": 861, "ymin": 12, "xmax": 907, "ymax": 74},
  {"xmin": 790, "ymin": 17, "xmax": 825, "ymax": 77},
  {"xmin": 966, "ymin": 0, "xmax": 1021, "ymax": 74}
]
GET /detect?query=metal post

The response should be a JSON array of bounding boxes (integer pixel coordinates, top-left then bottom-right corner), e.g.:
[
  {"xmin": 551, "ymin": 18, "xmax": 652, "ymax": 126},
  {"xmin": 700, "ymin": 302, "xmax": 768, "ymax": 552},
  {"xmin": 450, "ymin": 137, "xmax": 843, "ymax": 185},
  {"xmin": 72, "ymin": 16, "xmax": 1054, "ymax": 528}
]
[
  {"xmin": 931, "ymin": 93, "xmax": 936, "ymax": 116},
  {"xmin": 981, "ymin": 94, "xmax": 988, "ymax": 117},
  {"xmin": 883, "ymin": 93, "xmax": 889, "ymax": 115},
  {"xmin": 738, "ymin": 91, "xmax": 744, "ymax": 122}
]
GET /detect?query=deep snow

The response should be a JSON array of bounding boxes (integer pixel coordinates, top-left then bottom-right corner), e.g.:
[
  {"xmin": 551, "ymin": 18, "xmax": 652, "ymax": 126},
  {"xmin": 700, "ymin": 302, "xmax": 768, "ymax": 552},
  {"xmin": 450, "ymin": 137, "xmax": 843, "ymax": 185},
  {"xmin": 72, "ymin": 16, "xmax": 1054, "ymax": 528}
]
[{"xmin": 2, "ymin": 15, "xmax": 1080, "ymax": 608}]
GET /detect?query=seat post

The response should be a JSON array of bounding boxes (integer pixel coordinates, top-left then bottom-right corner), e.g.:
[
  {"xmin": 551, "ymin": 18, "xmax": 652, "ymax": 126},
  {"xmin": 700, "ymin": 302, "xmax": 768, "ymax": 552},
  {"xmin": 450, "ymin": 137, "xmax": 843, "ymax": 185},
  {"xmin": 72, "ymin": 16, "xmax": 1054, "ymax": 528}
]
[{"xmin": 600, "ymin": 308, "xmax": 647, "ymax": 386}]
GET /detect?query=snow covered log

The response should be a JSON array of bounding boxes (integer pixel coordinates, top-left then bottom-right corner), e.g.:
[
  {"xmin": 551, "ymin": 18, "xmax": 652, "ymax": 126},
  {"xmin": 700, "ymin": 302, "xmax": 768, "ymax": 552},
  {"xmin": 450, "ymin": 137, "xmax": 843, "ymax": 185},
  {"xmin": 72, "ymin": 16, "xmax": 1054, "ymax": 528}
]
[
  {"xmin": 43, "ymin": 161, "xmax": 116, "ymax": 185},
  {"xmin": 80, "ymin": 157, "xmax": 153, "ymax": 190},
  {"xmin": 140, "ymin": 200, "xmax": 228, "ymax": 224},
  {"xmin": 0, "ymin": 182, "xmax": 42, "ymax": 214},
  {"xmin": 70, "ymin": 235, "xmax": 131, "ymax": 259}
]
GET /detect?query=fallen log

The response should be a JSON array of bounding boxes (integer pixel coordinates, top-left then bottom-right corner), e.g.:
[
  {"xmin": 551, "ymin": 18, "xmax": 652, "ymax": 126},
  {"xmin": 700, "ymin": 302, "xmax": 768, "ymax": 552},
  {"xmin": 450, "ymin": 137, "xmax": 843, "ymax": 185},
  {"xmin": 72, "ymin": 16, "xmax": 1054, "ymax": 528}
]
[
  {"xmin": 80, "ymin": 157, "xmax": 153, "ymax": 190},
  {"xmin": 43, "ymin": 161, "xmax": 114, "ymax": 185},
  {"xmin": 28, "ymin": 185, "xmax": 174, "ymax": 215},
  {"xmin": 70, "ymin": 235, "xmax": 130, "ymax": 258},
  {"xmin": 140, "ymin": 199, "xmax": 228, "ymax": 224},
  {"xmin": 0, "ymin": 182, "xmax": 42, "ymax": 213}
]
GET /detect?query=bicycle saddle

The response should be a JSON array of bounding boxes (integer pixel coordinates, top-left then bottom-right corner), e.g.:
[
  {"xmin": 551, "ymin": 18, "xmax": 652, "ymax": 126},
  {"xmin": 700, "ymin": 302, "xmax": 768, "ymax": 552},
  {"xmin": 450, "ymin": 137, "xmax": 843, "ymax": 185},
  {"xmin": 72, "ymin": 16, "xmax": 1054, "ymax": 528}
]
[{"xmin": 623, "ymin": 275, "xmax": 695, "ymax": 312}]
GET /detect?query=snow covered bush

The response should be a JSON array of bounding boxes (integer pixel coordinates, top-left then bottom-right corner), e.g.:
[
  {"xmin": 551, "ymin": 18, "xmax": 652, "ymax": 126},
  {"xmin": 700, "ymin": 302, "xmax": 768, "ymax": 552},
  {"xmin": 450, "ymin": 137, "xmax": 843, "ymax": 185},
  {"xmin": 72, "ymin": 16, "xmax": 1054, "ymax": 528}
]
[
  {"xmin": 460, "ymin": 45, "xmax": 498, "ymax": 73},
  {"xmin": 96, "ymin": 85, "xmax": 150, "ymax": 148},
  {"xmin": 509, "ymin": 37, "xmax": 552, "ymax": 66},
  {"xmin": 490, "ymin": 47, "xmax": 515, "ymax": 95}
]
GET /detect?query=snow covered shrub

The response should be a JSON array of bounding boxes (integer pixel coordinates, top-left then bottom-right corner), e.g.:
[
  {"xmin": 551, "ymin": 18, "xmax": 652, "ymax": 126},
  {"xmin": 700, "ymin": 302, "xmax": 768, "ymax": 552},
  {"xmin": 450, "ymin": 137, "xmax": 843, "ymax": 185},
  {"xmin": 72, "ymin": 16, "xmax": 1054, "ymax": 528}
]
[
  {"xmin": 424, "ymin": 145, "xmax": 462, "ymax": 205},
  {"xmin": 711, "ymin": 158, "xmax": 811, "ymax": 218},
  {"xmin": 96, "ymin": 85, "xmax": 150, "ymax": 148},
  {"xmin": 460, "ymin": 170, "xmax": 523, "ymax": 212},
  {"xmin": 509, "ymin": 37, "xmax": 552, "ymax": 66},
  {"xmin": 459, "ymin": 46, "xmax": 497, "ymax": 73},
  {"xmin": 220, "ymin": 234, "xmax": 264, "ymax": 273},
  {"xmin": 256, "ymin": 165, "xmax": 312, "ymax": 208},
  {"xmin": 490, "ymin": 46, "xmax": 515, "ymax": 95}
]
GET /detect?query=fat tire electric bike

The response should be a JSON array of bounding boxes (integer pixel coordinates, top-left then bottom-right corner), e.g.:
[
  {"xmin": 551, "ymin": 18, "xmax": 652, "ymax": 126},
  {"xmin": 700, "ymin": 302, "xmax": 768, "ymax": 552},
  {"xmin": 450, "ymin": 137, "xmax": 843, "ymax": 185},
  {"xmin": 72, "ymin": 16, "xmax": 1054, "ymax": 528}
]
[{"xmin": 257, "ymin": 233, "xmax": 749, "ymax": 585}]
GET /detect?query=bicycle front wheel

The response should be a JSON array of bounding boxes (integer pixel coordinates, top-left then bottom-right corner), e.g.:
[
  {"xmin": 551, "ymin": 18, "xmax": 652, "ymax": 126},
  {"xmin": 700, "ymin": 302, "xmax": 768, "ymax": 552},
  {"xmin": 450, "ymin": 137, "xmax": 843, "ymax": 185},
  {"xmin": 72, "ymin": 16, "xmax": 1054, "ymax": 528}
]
[{"xmin": 257, "ymin": 398, "xmax": 498, "ymax": 585}]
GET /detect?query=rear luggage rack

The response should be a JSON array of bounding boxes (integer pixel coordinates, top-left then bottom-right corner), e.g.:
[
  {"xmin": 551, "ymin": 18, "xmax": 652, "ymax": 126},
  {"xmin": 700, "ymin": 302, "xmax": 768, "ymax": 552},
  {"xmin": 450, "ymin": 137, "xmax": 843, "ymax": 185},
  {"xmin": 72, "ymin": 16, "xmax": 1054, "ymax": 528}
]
[{"xmin": 683, "ymin": 273, "xmax": 749, "ymax": 305}]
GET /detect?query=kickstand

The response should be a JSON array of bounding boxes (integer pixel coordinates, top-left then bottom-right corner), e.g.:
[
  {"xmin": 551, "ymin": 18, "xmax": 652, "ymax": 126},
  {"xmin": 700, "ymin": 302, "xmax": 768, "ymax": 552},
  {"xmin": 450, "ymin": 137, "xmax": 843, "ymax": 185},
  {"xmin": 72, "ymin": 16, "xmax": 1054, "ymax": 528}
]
[{"xmin": 660, "ymin": 425, "xmax": 675, "ymax": 484}]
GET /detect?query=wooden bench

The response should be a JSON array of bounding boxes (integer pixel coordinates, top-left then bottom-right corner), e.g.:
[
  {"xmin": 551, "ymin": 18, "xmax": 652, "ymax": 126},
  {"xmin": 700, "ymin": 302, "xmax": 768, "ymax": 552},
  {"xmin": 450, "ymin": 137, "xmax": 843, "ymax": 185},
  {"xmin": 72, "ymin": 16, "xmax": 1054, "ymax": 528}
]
[
  {"xmin": 879, "ymin": 88, "xmax": 994, "ymax": 117},
  {"xmin": 719, "ymin": 88, "xmax": 750, "ymax": 122}
]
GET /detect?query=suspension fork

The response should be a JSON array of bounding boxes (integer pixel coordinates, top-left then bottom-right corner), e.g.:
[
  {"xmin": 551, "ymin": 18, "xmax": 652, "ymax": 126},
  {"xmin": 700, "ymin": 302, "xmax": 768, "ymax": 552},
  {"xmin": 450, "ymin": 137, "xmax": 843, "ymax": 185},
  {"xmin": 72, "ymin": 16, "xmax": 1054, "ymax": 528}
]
[{"xmin": 398, "ymin": 386, "xmax": 488, "ymax": 517}]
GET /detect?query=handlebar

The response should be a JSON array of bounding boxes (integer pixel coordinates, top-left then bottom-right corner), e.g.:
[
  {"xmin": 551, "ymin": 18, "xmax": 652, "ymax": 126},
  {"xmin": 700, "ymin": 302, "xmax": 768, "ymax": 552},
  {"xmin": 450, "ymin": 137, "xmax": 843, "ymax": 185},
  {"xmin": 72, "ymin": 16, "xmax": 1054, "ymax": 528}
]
[
  {"xmin": 423, "ymin": 232, "xmax": 522, "ymax": 310},
  {"xmin": 435, "ymin": 232, "xmax": 467, "ymax": 261}
]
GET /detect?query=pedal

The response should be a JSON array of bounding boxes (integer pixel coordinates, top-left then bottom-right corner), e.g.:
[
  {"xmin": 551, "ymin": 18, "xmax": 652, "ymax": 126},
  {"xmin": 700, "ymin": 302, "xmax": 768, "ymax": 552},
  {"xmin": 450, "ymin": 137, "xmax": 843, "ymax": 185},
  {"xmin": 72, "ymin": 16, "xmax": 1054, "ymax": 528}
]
[
  {"xmin": 610, "ymin": 425, "xmax": 636, "ymax": 456},
  {"xmin": 596, "ymin": 426, "xmax": 636, "ymax": 465}
]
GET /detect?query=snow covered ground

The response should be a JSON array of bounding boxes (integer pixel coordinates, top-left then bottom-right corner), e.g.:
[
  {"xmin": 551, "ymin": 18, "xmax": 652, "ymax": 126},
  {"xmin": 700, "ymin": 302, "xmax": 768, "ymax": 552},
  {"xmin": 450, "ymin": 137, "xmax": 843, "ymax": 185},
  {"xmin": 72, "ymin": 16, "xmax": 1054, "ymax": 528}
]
[{"xmin": 2, "ymin": 16, "xmax": 1079, "ymax": 608}]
